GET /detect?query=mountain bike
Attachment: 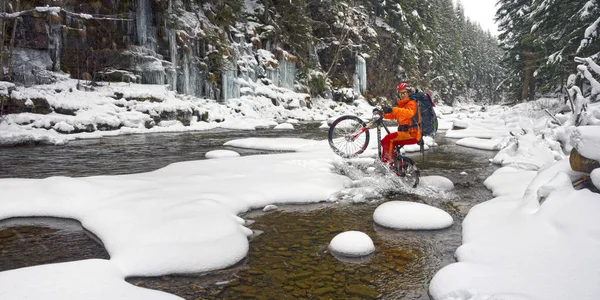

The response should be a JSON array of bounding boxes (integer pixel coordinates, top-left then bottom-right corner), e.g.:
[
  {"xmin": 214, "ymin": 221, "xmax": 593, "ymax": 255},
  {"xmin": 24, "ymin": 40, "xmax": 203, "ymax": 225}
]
[{"xmin": 327, "ymin": 108, "xmax": 420, "ymax": 188}]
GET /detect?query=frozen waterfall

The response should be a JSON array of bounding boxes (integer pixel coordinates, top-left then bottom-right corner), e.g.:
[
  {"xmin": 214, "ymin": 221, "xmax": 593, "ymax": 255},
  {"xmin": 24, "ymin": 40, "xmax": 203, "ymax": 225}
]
[
  {"xmin": 136, "ymin": 0, "xmax": 157, "ymax": 53},
  {"xmin": 280, "ymin": 58, "xmax": 296, "ymax": 89},
  {"xmin": 49, "ymin": 24, "xmax": 62, "ymax": 71},
  {"xmin": 353, "ymin": 55, "xmax": 367, "ymax": 95},
  {"xmin": 222, "ymin": 62, "xmax": 240, "ymax": 101}
]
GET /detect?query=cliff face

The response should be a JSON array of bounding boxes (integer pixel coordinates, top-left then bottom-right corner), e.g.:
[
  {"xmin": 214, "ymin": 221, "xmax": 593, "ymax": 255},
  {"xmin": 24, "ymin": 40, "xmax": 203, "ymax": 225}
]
[{"xmin": 5, "ymin": 0, "xmax": 406, "ymax": 103}]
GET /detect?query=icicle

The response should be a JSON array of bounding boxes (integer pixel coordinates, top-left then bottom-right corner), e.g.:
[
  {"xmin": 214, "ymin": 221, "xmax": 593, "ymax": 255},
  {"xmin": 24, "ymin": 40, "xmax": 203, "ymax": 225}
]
[
  {"xmin": 136, "ymin": 0, "xmax": 147, "ymax": 46},
  {"xmin": 359, "ymin": 55, "xmax": 367, "ymax": 93},
  {"xmin": 267, "ymin": 67, "xmax": 279, "ymax": 87},
  {"xmin": 353, "ymin": 54, "xmax": 367, "ymax": 94},
  {"xmin": 280, "ymin": 58, "xmax": 296, "ymax": 89},
  {"xmin": 222, "ymin": 61, "xmax": 237, "ymax": 101},
  {"xmin": 49, "ymin": 24, "xmax": 62, "ymax": 71},
  {"xmin": 136, "ymin": 0, "xmax": 157, "ymax": 52},
  {"xmin": 168, "ymin": 28, "xmax": 178, "ymax": 91},
  {"xmin": 182, "ymin": 51, "xmax": 190, "ymax": 95}
]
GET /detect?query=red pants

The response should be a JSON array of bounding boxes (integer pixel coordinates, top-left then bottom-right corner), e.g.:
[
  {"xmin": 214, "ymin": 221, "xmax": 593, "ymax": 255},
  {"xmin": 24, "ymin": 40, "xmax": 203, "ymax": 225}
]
[{"xmin": 381, "ymin": 131, "xmax": 419, "ymax": 164}]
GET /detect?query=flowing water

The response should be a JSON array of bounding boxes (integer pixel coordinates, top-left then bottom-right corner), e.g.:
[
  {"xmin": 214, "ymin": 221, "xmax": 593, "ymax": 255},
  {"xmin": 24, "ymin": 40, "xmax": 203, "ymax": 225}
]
[{"xmin": 0, "ymin": 124, "xmax": 497, "ymax": 299}]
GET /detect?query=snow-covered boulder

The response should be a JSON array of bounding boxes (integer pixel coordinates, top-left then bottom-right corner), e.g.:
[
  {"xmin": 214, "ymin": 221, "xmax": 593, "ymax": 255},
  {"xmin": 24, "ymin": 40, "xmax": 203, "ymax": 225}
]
[
  {"xmin": 328, "ymin": 231, "xmax": 375, "ymax": 257},
  {"xmin": 205, "ymin": 150, "xmax": 240, "ymax": 159},
  {"xmin": 373, "ymin": 201, "xmax": 453, "ymax": 230}
]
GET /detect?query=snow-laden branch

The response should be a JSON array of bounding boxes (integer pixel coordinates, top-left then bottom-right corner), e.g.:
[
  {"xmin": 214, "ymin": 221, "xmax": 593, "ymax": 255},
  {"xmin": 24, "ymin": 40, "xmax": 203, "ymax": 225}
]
[
  {"xmin": 577, "ymin": 16, "xmax": 600, "ymax": 53},
  {"xmin": 575, "ymin": 56, "xmax": 600, "ymax": 74},
  {"xmin": 0, "ymin": 6, "xmax": 133, "ymax": 21},
  {"xmin": 575, "ymin": 57, "xmax": 600, "ymax": 97}
]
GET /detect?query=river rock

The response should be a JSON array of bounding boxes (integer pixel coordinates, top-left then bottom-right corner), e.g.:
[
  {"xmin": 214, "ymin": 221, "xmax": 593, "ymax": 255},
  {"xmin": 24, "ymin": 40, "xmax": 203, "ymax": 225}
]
[
  {"xmin": 0, "ymin": 230, "xmax": 14, "ymax": 239},
  {"xmin": 328, "ymin": 231, "xmax": 375, "ymax": 258},
  {"xmin": 345, "ymin": 284, "xmax": 380, "ymax": 299},
  {"xmin": 373, "ymin": 201, "xmax": 453, "ymax": 230},
  {"xmin": 569, "ymin": 147, "xmax": 600, "ymax": 173}
]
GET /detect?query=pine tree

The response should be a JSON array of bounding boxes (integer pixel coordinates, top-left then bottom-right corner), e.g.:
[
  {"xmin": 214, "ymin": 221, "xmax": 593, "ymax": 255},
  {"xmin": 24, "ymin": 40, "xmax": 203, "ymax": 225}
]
[
  {"xmin": 530, "ymin": 0, "xmax": 599, "ymax": 94},
  {"xmin": 496, "ymin": 0, "xmax": 537, "ymax": 102}
]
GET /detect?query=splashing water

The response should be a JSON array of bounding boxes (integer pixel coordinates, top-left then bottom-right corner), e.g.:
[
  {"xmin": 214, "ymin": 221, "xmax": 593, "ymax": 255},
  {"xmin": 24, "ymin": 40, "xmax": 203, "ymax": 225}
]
[{"xmin": 329, "ymin": 158, "xmax": 457, "ymax": 202}]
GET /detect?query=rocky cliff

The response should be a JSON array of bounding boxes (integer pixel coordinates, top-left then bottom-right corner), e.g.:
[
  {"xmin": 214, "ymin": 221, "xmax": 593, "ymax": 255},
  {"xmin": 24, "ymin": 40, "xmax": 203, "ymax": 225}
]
[
  {"xmin": 2, "ymin": 0, "xmax": 502, "ymax": 109},
  {"xmin": 2, "ymin": 0, "xmax": 417, "ymax": 104}
]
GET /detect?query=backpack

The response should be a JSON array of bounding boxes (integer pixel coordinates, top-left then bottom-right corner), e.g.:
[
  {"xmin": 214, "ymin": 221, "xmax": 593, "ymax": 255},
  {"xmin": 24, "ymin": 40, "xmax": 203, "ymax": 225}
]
[{"xmin": 411, "ymin": 91, "xmax": 438, "ymax": 137}]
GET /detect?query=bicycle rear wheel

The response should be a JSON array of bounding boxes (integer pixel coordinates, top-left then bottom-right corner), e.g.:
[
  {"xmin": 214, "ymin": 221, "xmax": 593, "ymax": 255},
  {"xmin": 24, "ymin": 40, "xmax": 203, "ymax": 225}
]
[
  {"xmin": 328, "ymin": 115, "xmax": 370, "ymax": 158},
  {"xmin": 393, "ymin": 156, "xmax": 420, "ymax": 188}
]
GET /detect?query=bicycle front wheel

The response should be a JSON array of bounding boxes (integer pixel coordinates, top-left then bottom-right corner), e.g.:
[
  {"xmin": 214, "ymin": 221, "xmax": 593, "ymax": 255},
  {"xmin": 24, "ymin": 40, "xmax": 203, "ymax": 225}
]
[
  {"xmin": 328, "ymin": 115, "xmax": 370, "ymax": 158},
  {"xmin": 393, "ymin": 156, "xmax": 420, "ymax": 188}
]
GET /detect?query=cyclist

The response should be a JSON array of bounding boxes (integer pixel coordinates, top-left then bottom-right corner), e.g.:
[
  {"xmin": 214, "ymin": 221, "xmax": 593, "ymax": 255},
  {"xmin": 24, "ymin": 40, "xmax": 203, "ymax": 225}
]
[{"xmin": 380, "ymin": 82, "xmax": 421, "ymax": 166}]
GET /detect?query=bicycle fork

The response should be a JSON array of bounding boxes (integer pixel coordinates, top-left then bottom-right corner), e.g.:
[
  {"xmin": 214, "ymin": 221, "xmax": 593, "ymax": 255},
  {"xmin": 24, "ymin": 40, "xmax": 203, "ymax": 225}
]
[{"xmin": 376, "ymin": 125, "xmax": 382, "ymax": 161}]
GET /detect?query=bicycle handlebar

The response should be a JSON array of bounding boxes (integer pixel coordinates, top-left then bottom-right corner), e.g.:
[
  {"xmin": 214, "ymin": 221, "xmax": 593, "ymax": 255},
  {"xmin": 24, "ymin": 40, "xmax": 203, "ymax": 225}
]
[{"xmin": 370, "ymin": 108, "xmax": 384, "ymax": 124}]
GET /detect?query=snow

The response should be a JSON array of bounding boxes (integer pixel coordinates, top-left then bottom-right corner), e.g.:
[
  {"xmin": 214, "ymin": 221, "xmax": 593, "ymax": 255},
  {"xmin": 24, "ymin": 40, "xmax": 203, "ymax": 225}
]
[
  {"xmin": 456, "ymin": 137, "xmax": 506, "ymax": 150},
  {"xmin": 0, "ymin": 259, "xmax": 181, "ymax": 300},
  {"xmin": 428, "ymin": 99, "xmax": 600, "ymax": 300},
  {"xmin": 262, "ymin": 204, "xmax": 278, "ymax": 212},
  {"xmin": 430, "ymin": 187, "xmax": 600, "ymax": 300},
  {"xmin": 328, "ymin": 231, "xmax": 375, "ymax": 257},
  {"xmin": 205, "ymin": 149, "xmax": 240, "ymax": 159},
  {"xmin": 591, "ymin": 168, "xmax": 600, "ymax": 189},
  {"xmin": 419, "ymin": 175, "xmax": 455, "ymax": 191},
  {"xmin": 570, "ymin": 125, "xmax": 600, "ymax": 161},
  {"xmin": 273, "ymin": 122, "xmax": 294, "ymax": 130},
  {"xmin": 224, "ymin": 137, "xmax": 322, "ymax": 152},
  {"xmin": 484, "ymin": 167, "xmax": 537, "ymax": 197},
  {"xmin": 1, "ymin": 77, "xmax": 600, "ymax": 299},
  {"xmin": 373, "ymin": 201, "xmax": 453, "ymax": 230},
  {"xmin": 0, "ymin": 78, "xmax": 372, "ymax": 146}
]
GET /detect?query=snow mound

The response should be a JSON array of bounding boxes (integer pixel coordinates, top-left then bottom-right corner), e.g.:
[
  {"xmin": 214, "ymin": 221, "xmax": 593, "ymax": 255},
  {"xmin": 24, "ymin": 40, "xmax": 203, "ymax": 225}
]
[
  {"xmin": 205, "ymin": 150, "xmax": 240, "ymax": 159},
  {"xmin": 591, "ymin": 169, "xmax": 600, "ymax": 190},
  {"xmin": 328, "ymin": 231, "xmax": 375, "ymax": 257},
  {"xmin": 373, "ymin": 201, "xmax": 453, "ymax": 230},
  {"xmin": 420, "ymin": 176, "xmax": 455, "ymax": 191},
  {"xmin": 0, "ymin": 259, "xmax": 181, "ymax": 300},
  {"xmin": 273, "ymin": 123, "xmax": 294, "ymax": 130}
]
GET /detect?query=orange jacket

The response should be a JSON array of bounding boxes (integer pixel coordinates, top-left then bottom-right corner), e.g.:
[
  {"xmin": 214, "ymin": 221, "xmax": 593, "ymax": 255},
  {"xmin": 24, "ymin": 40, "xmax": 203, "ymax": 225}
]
[{"xmin": 383, "ymin": 98, "xmax": 422, "ymax": 140}]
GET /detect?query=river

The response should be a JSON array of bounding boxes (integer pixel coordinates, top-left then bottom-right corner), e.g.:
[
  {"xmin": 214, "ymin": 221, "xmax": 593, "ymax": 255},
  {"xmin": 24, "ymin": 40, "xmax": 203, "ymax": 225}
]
[{"xmin": 0, "ymin": 124, "xmax": 497, "ymax": 299}]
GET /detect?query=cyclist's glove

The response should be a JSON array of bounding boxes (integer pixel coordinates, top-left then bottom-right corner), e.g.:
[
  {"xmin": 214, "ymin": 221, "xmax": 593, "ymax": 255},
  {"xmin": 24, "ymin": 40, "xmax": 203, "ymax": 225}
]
[{"xmin": 382, "ymin": 106, "xmax": 393, "ymax": 114}]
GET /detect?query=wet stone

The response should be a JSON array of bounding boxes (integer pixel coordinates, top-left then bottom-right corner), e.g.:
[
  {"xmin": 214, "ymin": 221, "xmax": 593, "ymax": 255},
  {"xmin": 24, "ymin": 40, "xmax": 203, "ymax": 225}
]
[
  {"xmin": 321, "ymin": 270, "xmax": 335, "ymax": 275},
  {"xmin": 277, "ymin": 251, "xmax": 293, "ymax": 257},
  {"xmin": 230, "ymin": 285, "xmax": 256, "ymax": 294},
  {"xmin": 292, "ymin": 289, "xmax": 306, "ymax": 297},
  {"xmin": 313, "ymin": 286, "xmax": 336, "ymax": 296},
  {"xmin": 345, "ymin": 284, "xmax": 380, "ymax": 299},
  {"xmin": 0, "ymin": 230, "xmax": 14, "ymax": 239},
  {"xmin": 287, "ymin": 271, "xmax": 313, "ymax": 281},
  {"xmin": 247, "ymin": 269, "xmax": 263, "ymax": 275},
  {"xmin": 295, "ymin": 280, "xmax": 311, "ymax": 289},
  {"xmin": 188, "ymin": 283, "xmax": 205, "ymax": 293},
  {"xmin": 283, "ymin": 285, "xmax": 295, "ymax": 292}
]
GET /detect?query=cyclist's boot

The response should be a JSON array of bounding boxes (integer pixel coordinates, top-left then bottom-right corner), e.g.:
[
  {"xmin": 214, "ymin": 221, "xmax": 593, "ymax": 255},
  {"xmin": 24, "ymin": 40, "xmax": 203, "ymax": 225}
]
[{"xmin": 394, "ymin": 166, "xmax": 406, "ymax": 177}]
